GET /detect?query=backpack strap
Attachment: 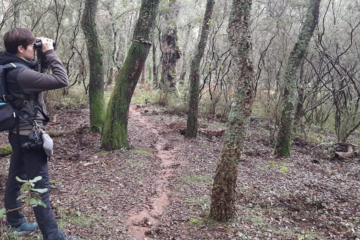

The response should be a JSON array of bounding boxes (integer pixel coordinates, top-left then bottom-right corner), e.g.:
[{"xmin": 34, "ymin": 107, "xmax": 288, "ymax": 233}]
[
  {"xmin": 1, "ymin": 63, "xmax": 30, "ymax": 103},
  {"xmin": 28, "ymin": 93, "xmax": 50, "ymax": 125}
]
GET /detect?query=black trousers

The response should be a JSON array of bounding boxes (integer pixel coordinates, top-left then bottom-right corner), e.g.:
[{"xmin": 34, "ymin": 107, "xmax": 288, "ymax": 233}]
[{"xmin": 5, "ymin": 132, "xmax": 62, "ymax": 240}]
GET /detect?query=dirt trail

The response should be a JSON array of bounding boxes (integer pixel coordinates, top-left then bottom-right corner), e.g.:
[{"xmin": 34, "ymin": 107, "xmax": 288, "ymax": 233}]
[{"xmin": 125, "ymin": 106, "xmax": 179, "ymax": 240}]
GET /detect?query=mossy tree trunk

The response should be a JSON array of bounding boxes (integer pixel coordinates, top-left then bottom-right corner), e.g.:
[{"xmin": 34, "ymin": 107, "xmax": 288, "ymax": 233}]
[
  {"xmin": 274, "ymin": 0, "xmax": 321, "ymax": 156},
  {"xmin": 81, "ymin": 0, "xmax": 105, "ymax": 133},
  {"xmin": 160, "ymin": 0, "xmax": 181, "ymax": 90},
  {"xmin": 209, "ymin": 0, "xmax": 255, "ymax": 221},
  {"xmin": 101, "ymin": 0, "xmax": 160, "ymax": 150},
  {"xmin": 185, "ymin": 0, "xmax": 215, "ymax": 138}
]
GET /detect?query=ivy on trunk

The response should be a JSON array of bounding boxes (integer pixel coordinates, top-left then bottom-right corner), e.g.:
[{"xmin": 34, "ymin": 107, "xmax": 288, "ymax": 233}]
[
  {"xmin": 275, "ymin": 0, "xmax": 321, "ymax": 157},
  {"xmin": 209, "ymin": 0, "xmax": 255, "ymax": 221}
]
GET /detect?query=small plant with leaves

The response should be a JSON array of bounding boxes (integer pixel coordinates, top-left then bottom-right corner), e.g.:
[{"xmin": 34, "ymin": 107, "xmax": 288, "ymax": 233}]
[{"xmin": 0, "ymin": 176, "xmax": 47, "ymax": 218}]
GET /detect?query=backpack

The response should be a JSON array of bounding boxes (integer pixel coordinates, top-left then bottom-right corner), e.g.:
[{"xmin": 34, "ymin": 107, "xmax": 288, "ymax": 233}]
[{"xmin": 0, "ymin": 63, "xmax": 29, "ymax": 131}]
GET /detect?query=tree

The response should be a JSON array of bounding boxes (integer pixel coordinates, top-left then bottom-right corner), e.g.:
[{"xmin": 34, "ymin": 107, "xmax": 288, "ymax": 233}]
[
  {"xmin": 209, "ymin": 0, "xmax": 255, "ymax": 221},
  {"xmin": 274, "ymin": 0, "xmax": 321, "ymax": 156},
  {"xmin": 152, "ymin": 39, "xmax": 158, "ymax": 87},
  {"xmin": 82, "ymin": 0, "xmax": 105, "ymax": 132},
  {"xmin": 101, "ymin": 0, "xmax": 160, "ymax": 150},
  {"xmin": 178, "ymin": 24, "xmax": 192, "ymax": 85},
  {"xmin": 159, "ymin": 0, "xmax": 181, "ymax": 90},
  {"xmin": 185, "ymin": 0, "xmax": 215, "ymax": 138}
]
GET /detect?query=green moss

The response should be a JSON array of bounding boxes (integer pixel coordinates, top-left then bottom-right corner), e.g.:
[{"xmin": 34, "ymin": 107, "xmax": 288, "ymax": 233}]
[
  {"xmin": 63, "ymin": 213, "xmax": 102, "ymax": 228},
  {"xmin": 125, "ymin": 160, "xmax": 143, "ymax": 168},
  {"xmin": 99, "ymin": 150, "xmax": 108, "ymax": 156},
  {"xmin": 185, "ymin": 196, "xmax": 210, "ymax": 206},
  {"xmin": 134, "ymin": 149, "xmax": 152, "ymax": 156},
  {"xmin": 280, "ymin": 166, "xmax": 289, "ymax": 173},
  {"xmin": 85, "ymin": 187, "xmax": 102, "ymax": 195},
  {"xmin": 189, "ymin": 218, "xmax": 204, "ymax": 226},
  {"xmin": 180, "ymin": 175, "xmax": 213, "ymax": 184},
  {"xmin": 0, "ymin": 145, "xmax": 12, "ymax": 157},
  {"xmin": 101, "ymin": 42, "xmax": 151, "ymax": 150},
  {"xmin": 268, "ymin": 161, "xmax": 290, "ymax": 173},
  {"xmin": 90, "ymin": 91, "xmax": 105, "ymax": 133},
  {"xmin": 101, "ymin": 117, "xmax": 129, "ymax": 150},
  {"xmin": 275, "ymin": 134, "xmax": 292, "ymax": 157},
  {"xmin": 275, "ymin": 0, "xmax": 320, "ymax": 157}
]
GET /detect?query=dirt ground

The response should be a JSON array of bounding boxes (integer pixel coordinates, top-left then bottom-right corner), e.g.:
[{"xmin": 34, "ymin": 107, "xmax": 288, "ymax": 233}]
[{"xmin": 0, "ymin": 103, "xmax": 359, "ymax": 240}]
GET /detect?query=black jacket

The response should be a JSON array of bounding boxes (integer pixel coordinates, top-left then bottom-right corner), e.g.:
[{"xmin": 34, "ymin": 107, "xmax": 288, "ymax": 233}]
[{"xmin": 0, "ymin": 50, "xmax": 68, "ymax": 134}]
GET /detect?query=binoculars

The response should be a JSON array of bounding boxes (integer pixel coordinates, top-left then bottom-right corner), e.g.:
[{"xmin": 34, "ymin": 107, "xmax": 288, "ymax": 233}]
[{"xmin": 33, "ymin": 39, "xmax": 56, "ymax": 49}]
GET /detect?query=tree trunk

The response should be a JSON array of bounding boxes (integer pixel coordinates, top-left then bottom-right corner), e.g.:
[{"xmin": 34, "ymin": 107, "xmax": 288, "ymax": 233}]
[
  {"xmin": 147, "ymin": 63, "xmax": 152, "ymax": 84},
  {"xmin": 294, "ymin": 87, "xmax": 305, "ymax": 129},
  {"xmin": 152, "ymin": 41, "xmax": 158, "ymax": 88},
  {"xmin": 275, "ymin": 0, "xmax": 321, "ymax": 156},
  {"xmin": 108, "ymin": 68, "xmax": 114, "ymax": 86},
  {"xmin": 141, "ymin": 65, "xmax": 145, "ymax": 84},
  {"xmin": 13, "ymin": 1, "xmax": 20, "ymax": 28},
  {"xmin": 179, "ymin": 24, "xmax": 192, "ymax": 85},
  {"xmin": 209, "ymin": 0, "xmax": 255, "ymax": 221},
  {"xmin": 160, "ymin": 0, "xmax": 181, "ymax": 90},
  {"xmin": 81, "ymin": 0, "xmax": 105, "ymax": 133},
  {"xmin": 101, "ymin": 0, "xmax": 160, "ymax": 150},
  {"xmin": 185, "ymin": 0, "xmax": 215, "ymax": 138}
]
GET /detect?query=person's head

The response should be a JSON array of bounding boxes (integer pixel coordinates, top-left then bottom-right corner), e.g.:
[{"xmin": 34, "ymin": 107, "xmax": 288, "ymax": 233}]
[{"xmin": 3, "ymin": 28, "xmax": 36, "ymax": 60}]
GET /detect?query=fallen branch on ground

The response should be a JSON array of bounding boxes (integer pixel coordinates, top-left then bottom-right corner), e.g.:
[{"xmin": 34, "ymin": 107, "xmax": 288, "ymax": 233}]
[
  {"xmin": 179, "ymin": 128, "xmax": 226, "ymax": 137},
  {"xmin": 47, "ymin": 126, "xmax": 91, "ymax": 137},
  {"xmin": 334, "ymin": 142, "xmax": 357, "ymax": 159}
]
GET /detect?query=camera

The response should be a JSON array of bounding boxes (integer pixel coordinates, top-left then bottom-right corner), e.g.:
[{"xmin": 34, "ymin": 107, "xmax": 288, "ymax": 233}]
[
  {"xmin": 21, "ymin": 131, "xmax": 43, "ymax": 151},
  {"xmin": 33, "ymin": 39, "xmax": 56, "ymax": 49}
]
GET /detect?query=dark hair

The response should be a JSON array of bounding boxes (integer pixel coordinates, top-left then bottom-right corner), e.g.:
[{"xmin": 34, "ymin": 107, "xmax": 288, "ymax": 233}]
[{"xmin": 3, "ymin": 28, "xmax": 36, "ymax": 54}]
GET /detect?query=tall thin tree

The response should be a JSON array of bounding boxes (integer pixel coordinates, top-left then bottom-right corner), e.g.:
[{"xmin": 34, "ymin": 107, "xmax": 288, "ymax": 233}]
[
  {"xmin": 185, "ymin": 0, "xmax": 215, "ymax": 138},
  {"xmin": 101, "ymin": 0, "xmax": 160, "ymax": 150},
  {"xmin": 179, "ymin": 24, "xmax": 192, "ymax": 85},
  {"xmin": 81, "ymin": 0, "xmax": 105, "ymax": 132},
  {"xmin": 209, "ymin": 0, "xmax": 255, "ymax": 221},
  {"xmin": 160, "ymin": 0, "xmax": 181, "ymax": 90},
  {"xmin": 275, "ymin": 0, "xmax": 321, "ymax": 156}
]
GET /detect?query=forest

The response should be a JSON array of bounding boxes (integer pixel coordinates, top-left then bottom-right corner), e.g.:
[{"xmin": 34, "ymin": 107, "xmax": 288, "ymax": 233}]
[{"xmin": 0, "ymin": 0, "xmax": 360, "ymax": 239}]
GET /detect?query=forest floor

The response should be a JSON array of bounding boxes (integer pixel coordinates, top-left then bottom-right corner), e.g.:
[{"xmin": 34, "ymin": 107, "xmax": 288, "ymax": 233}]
[{"xmin": 0, "ymin": 100, "xmax": 360, "ymax": 240}]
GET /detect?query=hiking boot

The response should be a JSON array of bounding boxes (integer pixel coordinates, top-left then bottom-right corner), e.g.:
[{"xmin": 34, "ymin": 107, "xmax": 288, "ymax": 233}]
[
  {"xmin": 60, "ymin": 233, "xmax": 79, "ymax": 240},
  {"xmin": 11, "ymin": 222, "xmax": 38, "ymax": 235}
]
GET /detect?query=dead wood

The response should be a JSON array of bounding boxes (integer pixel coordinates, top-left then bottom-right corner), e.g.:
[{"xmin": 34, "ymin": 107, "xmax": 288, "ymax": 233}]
[
  {"xmin": 198, "ymin": 128, "xmax": 225, "ymax": 137},
  {"xmin": 47, "ymin": 126, "xmax": 90, "ymax": 137},
  {"xmin": 179, "ymin": 128, "xmax": 226, "ymax": 137},
  {"xmin": 334, "ymin": 142, "xmax": 357, "ymax": 159}
]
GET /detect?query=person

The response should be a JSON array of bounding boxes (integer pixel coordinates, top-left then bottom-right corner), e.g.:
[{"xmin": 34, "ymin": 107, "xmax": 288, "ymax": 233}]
[{"xmin": 0, "ymin": 28, "xmax": 78, "ymax": 240}]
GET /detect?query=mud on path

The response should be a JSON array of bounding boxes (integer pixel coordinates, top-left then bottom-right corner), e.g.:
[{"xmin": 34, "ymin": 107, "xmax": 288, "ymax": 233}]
[{"xmin": 126, "ymin": 105, "xmax": 183, "ymax": 239}]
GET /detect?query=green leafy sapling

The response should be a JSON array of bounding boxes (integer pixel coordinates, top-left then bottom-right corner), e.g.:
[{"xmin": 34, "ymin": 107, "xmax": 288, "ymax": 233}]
[{"xmin": 0, "ymin": 176, "xmax": 48, "ymax": 218}]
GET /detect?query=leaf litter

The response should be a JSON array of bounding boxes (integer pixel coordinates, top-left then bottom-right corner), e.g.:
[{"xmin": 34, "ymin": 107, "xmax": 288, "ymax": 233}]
[{"xmin": 0, "ymin": 104, "xmax": 359, "ymax": 239}]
